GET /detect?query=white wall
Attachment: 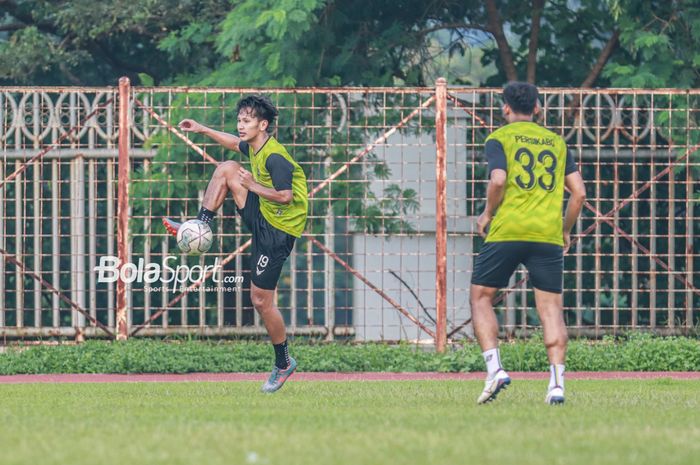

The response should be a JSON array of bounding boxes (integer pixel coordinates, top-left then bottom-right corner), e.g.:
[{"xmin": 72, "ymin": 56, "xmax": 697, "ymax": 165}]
[{"xmin": 351, "ymin": 124, "xmax": 475, "ymax": 341}]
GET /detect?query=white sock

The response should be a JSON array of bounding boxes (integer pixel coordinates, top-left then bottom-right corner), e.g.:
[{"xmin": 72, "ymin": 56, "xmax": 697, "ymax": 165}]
[
  {"xmin": 549, "ymin": 364, "xmax": 565, "ymax": 391},
  {"xmin": 482, "ymin": 348, "xmax": 502, "ymax": 378}
]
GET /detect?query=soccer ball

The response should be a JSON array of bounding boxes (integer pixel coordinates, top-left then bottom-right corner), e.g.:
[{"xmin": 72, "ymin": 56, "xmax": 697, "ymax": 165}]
[{"xmin": 176, "ymin": 219, "xmax": 213, "ymax": 255}]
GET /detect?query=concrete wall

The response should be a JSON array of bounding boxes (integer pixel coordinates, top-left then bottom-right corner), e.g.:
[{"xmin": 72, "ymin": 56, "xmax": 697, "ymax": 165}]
[{"xmin": 352, "ymin": 124, "xmax": 475, "ymax": 341}]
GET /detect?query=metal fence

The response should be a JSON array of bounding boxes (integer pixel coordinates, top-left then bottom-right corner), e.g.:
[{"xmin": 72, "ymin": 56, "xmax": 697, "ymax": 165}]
[{"xmin": 1, "ymin": 80, "xmax": 698, "ymax": 345}]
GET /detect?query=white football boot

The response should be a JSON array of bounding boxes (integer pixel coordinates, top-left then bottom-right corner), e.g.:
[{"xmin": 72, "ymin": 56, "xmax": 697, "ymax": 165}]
[
  {"xmin": 477, "ymin": 369, "xmax": 511, "ymax": 404},
  {"xmin": 545, "ymin": 385, "xmax": 565, "ymax": 405}
]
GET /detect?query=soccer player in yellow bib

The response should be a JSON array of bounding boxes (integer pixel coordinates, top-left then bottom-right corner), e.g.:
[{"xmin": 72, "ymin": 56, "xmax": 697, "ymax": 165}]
[
  {"xmin": 163, "ymin": 95, "xmax": 308, "ymax": 393},
  {"xmin": 471, "ymin": 82, "xmax": 586, "ymax": 405}
]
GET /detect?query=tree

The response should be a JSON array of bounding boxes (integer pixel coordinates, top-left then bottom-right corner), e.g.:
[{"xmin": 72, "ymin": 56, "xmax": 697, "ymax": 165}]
[
  {"xmin": 4, "ymin": 0, "xmax": 700, "ymax": 90},
  {"xmin": 0, "ymin": 0, "xmax": 628, "ymax": 88},
  {"xmin": 604, "ymin": 0, "xmax": 700, "ymax": 88},
  {"xmin": 159, "ymin": 0, "xmax": 623, "ymax": 88},
  {"xmin": 0, "ymin": 0, "xmax": 230, "ymax": 85},
  {"xmin": 478, "ymin": 0, "xmax": 621, "ymax": 87}
]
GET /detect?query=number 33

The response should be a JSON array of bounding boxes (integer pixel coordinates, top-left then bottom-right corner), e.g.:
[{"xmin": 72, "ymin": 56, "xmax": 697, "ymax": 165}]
[{"xmin": 514, "ymin": 147, "xmax": 557, "ymax": 192}]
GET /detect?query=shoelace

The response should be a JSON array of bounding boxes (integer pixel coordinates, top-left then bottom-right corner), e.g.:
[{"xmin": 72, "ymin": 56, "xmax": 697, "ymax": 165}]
[{"xmin": 267, "ymin": 368, "xmax": 281, "ymax": 384}]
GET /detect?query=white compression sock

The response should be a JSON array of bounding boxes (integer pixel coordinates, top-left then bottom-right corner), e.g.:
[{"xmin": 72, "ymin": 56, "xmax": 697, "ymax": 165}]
[
  {"xmin": 482, "ymin": 348, "xmax": 502, "ymax": 378},
  {"xmin": 549, "ymin": 364, "xmax": 565, "ymax": 390}
]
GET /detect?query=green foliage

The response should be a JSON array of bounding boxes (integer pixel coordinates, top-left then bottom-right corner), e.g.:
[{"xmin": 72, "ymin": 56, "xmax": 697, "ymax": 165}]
[
  {"xmin": 129, "ymin": 87, "xmax": 425, "ymax": 240},
  {"xmin": 198, "ymin": 0, "xmax": 325, "ymax": 87},
  {"xmin": 353, "ymin": 185, "xmax": 420, "ymax": 235},
  {"xmin": 4, "ymin": 0, "xmax": 700, "ymax": 89},
  {"xmin": 1, "ymin": 334, "xmax": 698, "ymax": 374},
  {"xmin": 158, "ymin": 22, "xmax": 215, "ymax": 59},
  {"xmin": 0, "ymin": 26, "xmax": 87, "ymax": 81},
  {"xmin": 137, "ymin": 73, "xmax": 155, "ymax": 87},
  {"xmin": 185, "ymin": 0, "xmax": 482, "ymax": 87},
  {"xmin": 604, "ymin": 0, "xmax": 700, "ymax": 89},
  {"xmin": 0, "ymin": 0, "xmax": 231, "ymax": 85},
  {"xmin": 481, "ymin": 0, "xmax": 618, "ymax": 86}
]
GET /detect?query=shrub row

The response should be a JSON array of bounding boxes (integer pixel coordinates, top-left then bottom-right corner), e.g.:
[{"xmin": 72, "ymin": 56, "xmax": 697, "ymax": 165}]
[{"xmin": 0, "ymin": 333, "xmax": 698, "ymax": 375}]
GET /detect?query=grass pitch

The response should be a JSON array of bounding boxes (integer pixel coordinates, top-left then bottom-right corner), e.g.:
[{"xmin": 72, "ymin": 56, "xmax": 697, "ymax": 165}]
[{"xmin": 1, "ymin": 379, "xmax": 698, "ymax": 465}]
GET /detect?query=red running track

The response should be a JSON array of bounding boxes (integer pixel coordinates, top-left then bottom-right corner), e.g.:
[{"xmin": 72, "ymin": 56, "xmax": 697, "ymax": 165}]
[{"xmin": 0, "ymin": 372, "xmax": 698, "ymax": 384}]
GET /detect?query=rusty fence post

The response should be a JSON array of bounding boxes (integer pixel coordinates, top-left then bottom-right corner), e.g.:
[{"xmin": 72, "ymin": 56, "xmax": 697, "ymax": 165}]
[
  {"xmin": 116, "ymin": 77, "xmax": 131, "ymax": 341},
  {"xmin": 435, "ymin": 78, "xmax": 448, "ymax": 352}
]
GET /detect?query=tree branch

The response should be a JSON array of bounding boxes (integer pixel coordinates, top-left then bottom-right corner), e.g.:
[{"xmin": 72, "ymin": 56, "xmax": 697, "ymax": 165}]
[
  {"xmin": 0, "ymin": 0, "xmax": 61, "ymax": 36},
  {"xmin": 527, "ymin": 0, "xmax": 545, "ymax": 83},
  {"xmin": 564, "ymin": 29, "xmax": 621, "ymax": 120},
  {"xmin": 58, "ymin": 62, "xmax": 83, "ymax": 85},
  {"xmin": 388, "ymin": 270, "xmax": 436, "ymax": 325},
  {"xmin": 0, "ymin": 23, "xmax": 26, "ymax": 32},
  {"xmin": 485, "ymin": 0, "xmax": 518, "ymax": 81},
  {"xmin": 580, "ymin": 29, "xmax": 620, "ymax": 87},
  {"xmin": 417, "ymin": 22, "xmax": 489, "ymax": 37},
  {"xmin": 95, "ymin": 40, "xmax": 144, "ymax": 73}
]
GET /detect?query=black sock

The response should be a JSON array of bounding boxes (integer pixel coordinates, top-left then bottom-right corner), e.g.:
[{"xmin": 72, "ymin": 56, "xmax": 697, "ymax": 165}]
[
  {"xmin": 197, "ymin": 207, "xmax": 216, "ymax": 225},
  {"xmin": 273, "ymin": 340, "xmax": 290, "ymax": 369}
]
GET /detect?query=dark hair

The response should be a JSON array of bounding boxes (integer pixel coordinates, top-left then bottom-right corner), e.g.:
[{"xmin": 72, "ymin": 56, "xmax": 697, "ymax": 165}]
[
  {"xmin": 236, "ymin": 94, "xmax": 278, "ymax": 129},
  {"xmin": 502, "ymin": 82, "xmax": 539, "ymax": 115}
]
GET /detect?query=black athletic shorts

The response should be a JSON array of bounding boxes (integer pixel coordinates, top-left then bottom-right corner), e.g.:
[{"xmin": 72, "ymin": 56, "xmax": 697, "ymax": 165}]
[
  {"xmin": 237, "ymin": 191, "xmax": 296, "ymax": 290},
  {"xmin": 471, "ymin": 241, "xmax": 564, "ymax": 294}
]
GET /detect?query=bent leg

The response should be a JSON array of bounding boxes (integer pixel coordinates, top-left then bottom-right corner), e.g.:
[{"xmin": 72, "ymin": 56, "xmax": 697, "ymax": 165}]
[
  {"xmin": 533, "ymin": 288, "xmax": 567, "ymax": 364},
  {"xmin": 252, "ymin": 282, "xmax": 296, "ymax": 392},
  {"xmin": 250, "ymin": 283, "xmax": 286, "ymax": 344},
  {"xmin": 470, "ymin": 284, "xmax": 500, "ymax": 351},
  {"xmin": 202, "ymin": 160, "xmax": 248, "ymax": 211},
  {"xmin": 472, "ymin": 283, "xmax": 512, "ymax": 404}
]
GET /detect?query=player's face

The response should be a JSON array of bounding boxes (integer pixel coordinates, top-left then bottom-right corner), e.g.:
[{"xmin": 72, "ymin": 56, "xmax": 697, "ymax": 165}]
[{"xmin": 237, "ymin": 108, "xmax": 269, "ymax": 141}]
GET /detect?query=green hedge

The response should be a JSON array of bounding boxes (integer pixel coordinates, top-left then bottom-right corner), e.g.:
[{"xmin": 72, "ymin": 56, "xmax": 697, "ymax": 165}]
[{"xmin": 0, "ymin": 333, "xmax": 698, "ymax": 375}]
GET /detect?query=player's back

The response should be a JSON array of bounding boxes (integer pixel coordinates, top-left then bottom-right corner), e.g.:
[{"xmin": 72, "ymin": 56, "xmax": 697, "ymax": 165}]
[{"xmin": 485, "ymin": 121, "xmax": 568, "ymax": 246}]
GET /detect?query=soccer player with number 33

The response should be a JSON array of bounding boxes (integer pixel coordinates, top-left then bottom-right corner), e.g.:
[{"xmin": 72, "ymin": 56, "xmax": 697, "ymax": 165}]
[{"xmin": 471, "ymin": 82, "xmax": 587, "ymax": 405}]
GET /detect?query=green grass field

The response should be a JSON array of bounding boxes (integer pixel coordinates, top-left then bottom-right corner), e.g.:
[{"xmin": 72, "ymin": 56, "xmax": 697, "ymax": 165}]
[{"xmin": 1, "ymin": 380, "xmax": 698, "ymax": 465}]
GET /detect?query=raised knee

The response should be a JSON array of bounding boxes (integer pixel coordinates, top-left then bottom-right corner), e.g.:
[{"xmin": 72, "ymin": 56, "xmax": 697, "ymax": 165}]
[{"xmin": 214, "ymin": 160, "xmax": 240, "ymax": 179}]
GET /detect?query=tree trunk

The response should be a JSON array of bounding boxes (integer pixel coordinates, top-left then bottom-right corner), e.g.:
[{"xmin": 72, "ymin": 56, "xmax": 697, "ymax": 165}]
[
  {"xmin": 485, "ymin": 0, "xmax": 518, "ymax": 82},
  {"xmin": 580, "ymin": 30, "xmax": 620, "ymax": 87},
  {"xmin": 527, "ymin": 0, "xmax": 546, "ymax": 83}
]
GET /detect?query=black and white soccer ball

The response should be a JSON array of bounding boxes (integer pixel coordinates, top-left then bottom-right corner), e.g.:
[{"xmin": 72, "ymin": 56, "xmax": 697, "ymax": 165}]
[{"xmin": 176, "ymin": 219, "xmax": 213, "ymax": 255}]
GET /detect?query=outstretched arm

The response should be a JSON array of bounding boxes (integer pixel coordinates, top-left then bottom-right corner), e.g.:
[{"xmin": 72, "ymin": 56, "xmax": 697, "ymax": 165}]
[{"xmin": 179, "ymin": 119, "xmax": 245, "ymax": 154}]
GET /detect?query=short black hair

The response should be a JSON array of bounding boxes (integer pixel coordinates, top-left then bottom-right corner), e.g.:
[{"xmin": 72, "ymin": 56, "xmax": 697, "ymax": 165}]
[
  {"xmin": 503, "ymin": 82, "xmax": 539, "ymax": 115},
  {"xmin": 236, "ymin": 94, "xmax": 278, "ymax": 129}
]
